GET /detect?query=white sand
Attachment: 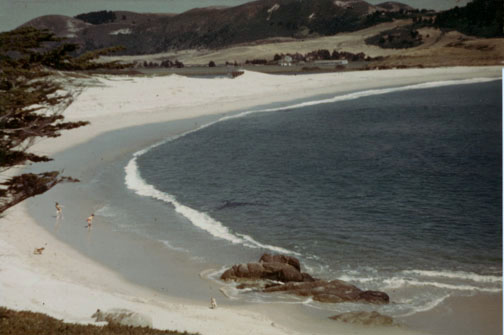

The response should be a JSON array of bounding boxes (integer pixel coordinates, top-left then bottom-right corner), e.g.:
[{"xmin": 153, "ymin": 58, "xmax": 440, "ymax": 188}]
[{"xmin": 0, "ymin": 67, "xmax": 501, "ymax": 335}]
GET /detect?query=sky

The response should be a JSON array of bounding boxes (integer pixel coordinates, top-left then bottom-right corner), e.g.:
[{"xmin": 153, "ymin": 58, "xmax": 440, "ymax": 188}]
[{"xmin": 0, "ymin": 0, "xmax": 471, "ymax": 33}]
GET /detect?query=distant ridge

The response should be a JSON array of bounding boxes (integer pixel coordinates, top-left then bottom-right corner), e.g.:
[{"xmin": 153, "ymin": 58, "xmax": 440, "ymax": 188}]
[
  {"xmin": 20, "ymin": 0, "xmax": 416, "ymax": 55},
  {"xmin": 375, "ymin": 1, "xmax": 414, "ymax": 12},
  {"xmin": 21, "ymin": 15, "xmax": 91, "ymax": 39}
]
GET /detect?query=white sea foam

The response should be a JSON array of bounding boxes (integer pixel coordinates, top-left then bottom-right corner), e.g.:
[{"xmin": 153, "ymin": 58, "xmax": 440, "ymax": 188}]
[
  {"xmin": 220, "ymin": 77, "xmax": 498, "ymax": 121},
  {"xmin": 402, "ymin": 269, "xmax": 502, "ymax": 284},
  {"xmin": 125, "ymin": 156, "xmax": 298, "ymax": 255},
  {"xmin": 94, "ymin": 205, "xmax": 117, "ymax": 218},
  {"xmin": 383, "ymin": 277, "xmax": 502, "ymax": 293},
  {"xmin": 395, "ymin": 294, "xmax": 451, "ymax": 318},
  {"xmin": 161, "ymin": 240, "xmax": 189, "ymax": 253},
  {"xmin": 336, "ymin": 275, "xmax": 375, "ymax": 283},
  {"xmin": 302, "ymin": 297, "xmax": 314, "ymax": 304},
  {"xmin": 124, "ymin": 77, "xmax": 498, "ymax": 259},
  {"xmin": 236, "ymin": 233, "xmax": 297, "ymax": 255}
]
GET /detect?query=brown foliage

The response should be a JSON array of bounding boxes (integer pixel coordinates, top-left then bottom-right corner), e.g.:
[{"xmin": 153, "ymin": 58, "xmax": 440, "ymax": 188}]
[{"xmin": 0, "ymin": 307, "xmax": 196, "ymax": 335}]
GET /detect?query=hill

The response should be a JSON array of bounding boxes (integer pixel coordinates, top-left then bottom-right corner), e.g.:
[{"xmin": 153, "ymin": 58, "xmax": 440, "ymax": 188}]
[
  {"xmin": 434, "ymin": 0, "xmax": 503, "ymax": 37},
  {"xmin": 20, "ymin": 0, "xmax": 416, "ymax": 55},
  {"xmin": 375, "ymin": 2, "xmax": 414, "ymax": 12}
]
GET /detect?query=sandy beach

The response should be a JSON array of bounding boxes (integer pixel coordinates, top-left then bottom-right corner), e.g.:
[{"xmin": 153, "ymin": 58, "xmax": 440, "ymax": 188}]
[{"xmin": 0, "ymin": 67, "xmax": 502, "ymax": 335}]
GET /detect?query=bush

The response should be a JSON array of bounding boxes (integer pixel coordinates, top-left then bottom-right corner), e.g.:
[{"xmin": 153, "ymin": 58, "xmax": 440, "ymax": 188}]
[{"xmin": 75, "ymin": 11, "xmax": 117, "ymax": 25}]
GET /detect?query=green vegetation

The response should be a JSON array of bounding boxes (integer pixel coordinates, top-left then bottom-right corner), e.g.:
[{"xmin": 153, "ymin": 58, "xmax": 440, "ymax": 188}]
[
  {"xmin": 267, "ymin": 49, "xmax": 374, "ymax": 65},
  {"xmin": 365, "ymin": 25, "xmax": 423, "ymax": 49},
  {"xmin": 75, "ymin": 11, "xmax": 117, "ymax": 25},
  {"xmin": 366, "ymin": 0, "xmax": 503, "ymax": 49},
  {"xmin": 56, "ymin": 1, "xmax": 425, "ymax": 55},
  {"xmin": 434, "ymin": 0, "xmax": 503, "ymax": 37},
  {"xmin": 0, "ymin": 307, "xmax": 196, "ymax": 335},
  {"xmin": 0, "ymin": 27, "xmax": 126, "ymax": 214}
]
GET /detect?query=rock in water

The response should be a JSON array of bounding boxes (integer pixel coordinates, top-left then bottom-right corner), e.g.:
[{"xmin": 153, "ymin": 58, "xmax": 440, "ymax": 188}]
[
  {"xmin": 329, "ymin": 311, "xmax": 394, "ymax": 326},
  {"xmin": 220, "ymin": 255, "xmax": 315, "ymax": 283},
  {"xmin": 259, "ymin": 253, "xmax": 301, "ymax": 271},
  {"xmin": 263, "ymin": 280, "xmax": 389, "ymax": 304},
  {"xmin": 220, "ymin": 253, "xmax": 389, "ymax": 305}
]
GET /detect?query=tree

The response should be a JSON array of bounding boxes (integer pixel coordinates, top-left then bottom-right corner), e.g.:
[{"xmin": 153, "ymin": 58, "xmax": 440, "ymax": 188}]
[
  {"xmin": 75, "ymin": 10, "xmax": 117, "ymax": 25},
  {"xmin": 434, "ymin": 0, "xmax": 503, "ymax": 37},
  {"xmin": 0, "ymin": 27, "xmax": 125, "ymax": 214}
]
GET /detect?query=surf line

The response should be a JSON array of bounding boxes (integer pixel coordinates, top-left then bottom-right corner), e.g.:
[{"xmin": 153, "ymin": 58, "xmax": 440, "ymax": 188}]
[
  {"xmin": 125, "ymin": 76, "xmax": 497, "ymax": 254},
  {"xmin": 124, "ymin": 154, "xmax": 297, "ymax": 255}
]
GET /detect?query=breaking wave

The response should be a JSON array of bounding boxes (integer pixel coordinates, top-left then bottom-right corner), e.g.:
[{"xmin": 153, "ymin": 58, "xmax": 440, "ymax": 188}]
[{"xmin": 125, "ymin": 77, "xmax": 497, "ymax": 251}]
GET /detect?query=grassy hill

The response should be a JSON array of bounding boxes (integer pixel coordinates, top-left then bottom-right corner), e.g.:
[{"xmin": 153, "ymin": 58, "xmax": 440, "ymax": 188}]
[{"xmin": 20, "ymin": 0, "xmax": 417, "ymax": 55}]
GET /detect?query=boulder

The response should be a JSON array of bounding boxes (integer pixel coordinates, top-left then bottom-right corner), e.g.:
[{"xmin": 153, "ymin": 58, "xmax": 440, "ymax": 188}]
[
  {"xmin": 259, "ymin": 253, "xmax": 301, "ymax": 272},
  {"xmin": 221, "ymin": 261, "xmax": 307, "ymax": 282},
  {"xmin": 358, "ymin": 290, "xmax": 390, "ymax": 304},
  {"xmin": 91, "ymin": 308, "xmax": 152, "ymax": 328},
  {"xmin": 220, "ymin": 254, "xmax": 315, "ymax": 283},
  {"xmin": 263, "ymin": 280, "xmax": 389, "ymax": 304},
  {"xmin": 329, "ymin": 311, "xmax": 394, "ymax": 326},
  {"xmin": 220, "ymin": 253, "xmax": 389, "ymax": 305}
]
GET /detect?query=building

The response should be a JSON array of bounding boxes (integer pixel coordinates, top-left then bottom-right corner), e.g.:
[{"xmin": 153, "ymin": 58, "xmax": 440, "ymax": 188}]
[{"xmin": 279, "ymin": 55, "xmax": 293, "ymax": 66}]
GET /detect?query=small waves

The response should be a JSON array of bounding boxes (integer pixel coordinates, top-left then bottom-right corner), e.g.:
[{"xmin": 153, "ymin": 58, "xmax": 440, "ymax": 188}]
[
  {"xmin": 334, "ymin": 267, "xmax": 502, "ymax": 317},
  {"xmin": 124, "ymin": 77, "xmax": 501, "ymax": 319},
  {"xmin": 125, "ymin": 155, "xmax": 297, "ymax": 255},
  {"xmin": 339, "ymin": 269, "xmax": 502, "ymax": 292},
  {"xmin": 124, "ymin": 77, "xmax": 498, "ymax": 256},
  {"xmin": 384, "ymin": 269, "xmax": 502, "ymax": 294},
  {"xmin": 338, "ymin": 268, "xmax": 502, "ymax": 294},
  {"xmin": 402, "ymin": 269, "xmax": 502, "ymax": 284},
  {"xmin": 383, "ymin": 277, "xmax": 502, "ymax": 293},
  {"xmin": 161, "ymin": 240, "xmax": 189, "ymax": 253},
  {"xmin": 394, "ymin": 294, "xmax": 451, "ymax": 318},
  {"xmin": 94, "ymin": 204, "xmax": 117, "ymax": 218},
  {"xmin": 218, "ymin": 77, "xmax": 498, "ymax": 121}
]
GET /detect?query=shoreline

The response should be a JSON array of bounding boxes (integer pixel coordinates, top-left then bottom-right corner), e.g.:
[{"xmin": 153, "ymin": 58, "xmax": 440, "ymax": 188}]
[{"xmin": 1, "ymin": 67, "xmax": 502, "ymax": 335}]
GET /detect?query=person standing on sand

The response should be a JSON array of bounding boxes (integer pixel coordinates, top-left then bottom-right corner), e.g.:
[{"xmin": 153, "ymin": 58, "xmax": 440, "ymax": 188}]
[
  {"xmin": 85, "ymin": 213, "xmax": 95, "ymax": 230},
  {"xmin": 55, "ymin": 202, "xmax": 63, "ymax": 217}
]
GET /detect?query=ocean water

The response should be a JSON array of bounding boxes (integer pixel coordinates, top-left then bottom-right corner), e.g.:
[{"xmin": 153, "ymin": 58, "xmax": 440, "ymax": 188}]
[{"xmin": 128, "ymin": 79, "xmax": 502, "ymax": 317}]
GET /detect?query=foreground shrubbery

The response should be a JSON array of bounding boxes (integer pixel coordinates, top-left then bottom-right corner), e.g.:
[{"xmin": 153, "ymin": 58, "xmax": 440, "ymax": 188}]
[
  {"xmin": 0, "ymin": 307, "xmax": 196, "ymax": 335},
  {"xmin": 0, "ymin": 27, "xmax": 130, "ymax": 214}
]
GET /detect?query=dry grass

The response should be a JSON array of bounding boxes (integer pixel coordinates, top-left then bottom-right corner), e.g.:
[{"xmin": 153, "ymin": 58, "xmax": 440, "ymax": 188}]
[{"xmin": 99, "ymin": 20, "xmax": 504, "ymax": 72}]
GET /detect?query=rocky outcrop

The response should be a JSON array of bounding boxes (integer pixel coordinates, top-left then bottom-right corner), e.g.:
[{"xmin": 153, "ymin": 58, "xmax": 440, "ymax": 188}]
[
  {"xmin": 220, "ymin": 260, "xmax": 315, "ymax": 283},
  {"xmin": 258, "ymin": 253, "xmax": 301, "ymax": 271},
  {"xmin": 329, "ymin": 311, "xmax": 394, "ymax": 326},
  {"xmin": 221, "ymin": 253, "xmax": 389, "ymax": 305},
  {"xmin": 263, "ymin": 280, "xmax": 389, "ymax": 304},
  {"xmin": 221, "ymin": 252, "xmax": 315, "ymax": 283},
  {"xmin": 91, "ymin": 308, "xmax": 152, "ymax": 328}
]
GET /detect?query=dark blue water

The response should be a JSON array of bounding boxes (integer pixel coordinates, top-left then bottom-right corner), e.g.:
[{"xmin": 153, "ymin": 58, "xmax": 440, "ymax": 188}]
[{"xmin": 135, "ymin": 80, "xmax": 502, "ymax": 315}]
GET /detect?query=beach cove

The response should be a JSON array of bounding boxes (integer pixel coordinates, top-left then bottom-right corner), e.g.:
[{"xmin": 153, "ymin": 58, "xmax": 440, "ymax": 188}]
[{"xmin": 0, "ymin": 67, "xmax": 502, "ymax": 335}]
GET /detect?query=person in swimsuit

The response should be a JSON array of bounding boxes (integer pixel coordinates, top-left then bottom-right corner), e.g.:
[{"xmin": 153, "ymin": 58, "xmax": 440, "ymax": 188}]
[
  {"xmin": 85, "ymin": 213, "xmax": 95, "ymax": 230},
  {"xmin": 55, "ymin": 202, "xmax": 63, "ymax": 217}
]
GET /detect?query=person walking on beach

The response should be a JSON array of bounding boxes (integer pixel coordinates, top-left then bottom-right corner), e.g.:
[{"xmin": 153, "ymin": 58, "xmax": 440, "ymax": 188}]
[
  {"xmin": 85, "ymin": 213, "xmax": 95, "ymax": 230},
  {"xmin": 55, "ymin": 202, "xmax": 63, "ymax": 218}
]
